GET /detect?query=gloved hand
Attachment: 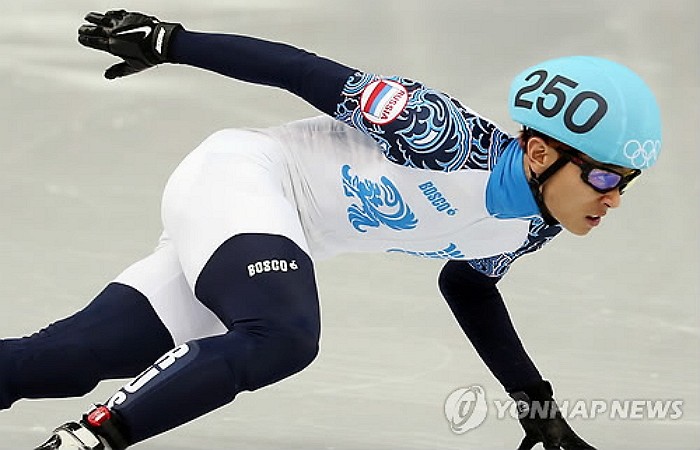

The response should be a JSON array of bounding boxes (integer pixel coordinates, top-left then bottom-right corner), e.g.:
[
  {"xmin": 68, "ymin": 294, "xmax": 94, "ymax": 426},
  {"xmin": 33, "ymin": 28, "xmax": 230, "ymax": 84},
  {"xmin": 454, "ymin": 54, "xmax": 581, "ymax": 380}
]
[
  {"xmin": 510, "ymin": 380, "xmax": 596, "ymax": 450},
  {"xmin": 78, "ymin": 10, "xmax": 183, "ymax": 79}
]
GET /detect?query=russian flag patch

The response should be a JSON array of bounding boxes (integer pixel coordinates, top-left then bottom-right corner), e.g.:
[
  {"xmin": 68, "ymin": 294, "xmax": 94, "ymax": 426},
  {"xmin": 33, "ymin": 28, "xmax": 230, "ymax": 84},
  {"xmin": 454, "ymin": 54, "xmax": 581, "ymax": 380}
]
[{"xmin": 360, "ymin": 79, "xmax": 408, "ymax": 125}]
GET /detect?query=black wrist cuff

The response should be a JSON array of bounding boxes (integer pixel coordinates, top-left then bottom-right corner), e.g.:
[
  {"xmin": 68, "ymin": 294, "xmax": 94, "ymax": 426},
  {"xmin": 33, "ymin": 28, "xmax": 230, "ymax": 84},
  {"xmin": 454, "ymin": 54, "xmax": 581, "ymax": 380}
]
[
  {"xmin": 510, "ymin": 379, "xmax": 554, "ymax": 401},
  {"xmin": 153, "ymin": 22, "xmax": 184, "ymax": 63}
]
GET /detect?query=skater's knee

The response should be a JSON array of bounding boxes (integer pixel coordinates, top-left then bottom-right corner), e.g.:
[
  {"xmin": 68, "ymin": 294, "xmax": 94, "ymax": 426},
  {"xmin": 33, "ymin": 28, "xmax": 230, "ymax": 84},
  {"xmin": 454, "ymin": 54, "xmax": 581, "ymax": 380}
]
[
  {"xmin": 192, "ymin": 233, "xmax": 321, "ymax": 391},
  {"xmin": 226, "ymin": 320, "xmax": 319, "ymax": 391},
  {"xmin": 270, "ymin": 322, "xmax": 320, "ymax": 370}
]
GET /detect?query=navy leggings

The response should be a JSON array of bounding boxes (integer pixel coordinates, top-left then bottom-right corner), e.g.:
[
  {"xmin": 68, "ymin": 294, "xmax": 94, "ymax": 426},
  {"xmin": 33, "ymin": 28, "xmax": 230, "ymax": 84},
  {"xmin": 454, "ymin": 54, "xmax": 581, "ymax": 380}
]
[{"xmin": 0, "ymin": 234, "xmax": 321, "ymax": 445}]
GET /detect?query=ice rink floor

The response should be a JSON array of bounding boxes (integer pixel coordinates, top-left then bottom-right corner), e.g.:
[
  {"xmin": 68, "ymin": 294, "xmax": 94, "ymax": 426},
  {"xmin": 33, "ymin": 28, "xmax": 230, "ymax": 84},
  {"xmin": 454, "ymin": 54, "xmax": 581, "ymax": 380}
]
[{"xmin": 1, "ymin": 1, "xmax": 698, "ymax": 449}]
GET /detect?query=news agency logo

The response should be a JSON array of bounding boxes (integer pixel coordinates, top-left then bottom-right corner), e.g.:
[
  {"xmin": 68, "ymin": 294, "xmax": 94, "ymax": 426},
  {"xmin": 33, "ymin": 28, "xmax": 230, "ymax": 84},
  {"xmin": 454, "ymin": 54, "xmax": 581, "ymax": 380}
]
[
  {"xmin": 444, "ymin": 385, "xmax": 488, "ymax": 433},
  {"xmin": 444, "ymin": 385, "xmax": 684, "ymax": 434}
]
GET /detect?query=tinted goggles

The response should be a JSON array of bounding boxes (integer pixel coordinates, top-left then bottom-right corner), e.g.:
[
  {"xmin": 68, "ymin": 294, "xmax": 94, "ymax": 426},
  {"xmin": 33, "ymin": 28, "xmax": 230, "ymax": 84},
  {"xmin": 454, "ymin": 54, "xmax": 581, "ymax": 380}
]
[{"xmin": 557, "ymin": 148, "xmax": 641, "ymax": 194}]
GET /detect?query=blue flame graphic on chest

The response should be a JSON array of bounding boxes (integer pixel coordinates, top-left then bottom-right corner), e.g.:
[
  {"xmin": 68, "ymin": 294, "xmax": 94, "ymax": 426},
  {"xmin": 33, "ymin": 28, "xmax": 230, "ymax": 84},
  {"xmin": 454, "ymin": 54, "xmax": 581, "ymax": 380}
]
[{"xmin": 341, "ymin": 164, "xmax": 418, "ymax": 233}]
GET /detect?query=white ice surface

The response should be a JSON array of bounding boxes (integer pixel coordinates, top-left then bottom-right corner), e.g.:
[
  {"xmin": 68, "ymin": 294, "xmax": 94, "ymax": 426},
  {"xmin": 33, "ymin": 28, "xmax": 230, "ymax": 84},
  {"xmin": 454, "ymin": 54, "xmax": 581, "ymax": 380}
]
[{"xmin": 1, "ymin": 1, "xmax": 698, "ymax": 449}]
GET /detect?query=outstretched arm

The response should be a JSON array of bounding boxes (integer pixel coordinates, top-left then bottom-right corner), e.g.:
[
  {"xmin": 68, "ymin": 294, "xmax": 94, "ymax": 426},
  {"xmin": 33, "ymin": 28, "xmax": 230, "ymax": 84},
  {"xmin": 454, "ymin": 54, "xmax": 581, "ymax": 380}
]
[
  {"xmin": 168, "ymin": 31, "xmax": 355, "ymax": 116},
  {"xmin": 78, "ymin": 10, "xmax": 355, "ymax": 115},
  {"xmin": 439, "ymin": 261, "xmax": 596, "ymax": 450},
  {"xmin": 438, "ymin": 260, "xmax": 543, "ymax": 392},
  {"xmin": 79, "ymin": 10, "xmax": 510, "ymax": 172}
]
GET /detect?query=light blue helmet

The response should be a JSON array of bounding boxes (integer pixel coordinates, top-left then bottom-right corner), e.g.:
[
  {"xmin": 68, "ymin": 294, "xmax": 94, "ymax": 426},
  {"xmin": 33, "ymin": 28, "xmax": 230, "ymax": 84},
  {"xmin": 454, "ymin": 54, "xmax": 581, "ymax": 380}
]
[{"xmin": 508, "ymin": 56, "xmax": 662, "ymax": 169}]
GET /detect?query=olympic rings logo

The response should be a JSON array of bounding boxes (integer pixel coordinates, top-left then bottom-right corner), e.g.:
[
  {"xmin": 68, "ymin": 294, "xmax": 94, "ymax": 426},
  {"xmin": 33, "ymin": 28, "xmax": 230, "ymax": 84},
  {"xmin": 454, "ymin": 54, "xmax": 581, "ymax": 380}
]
[{"xmin": 623, "ymin": 139, "xmax": 661, "ymax": 169}]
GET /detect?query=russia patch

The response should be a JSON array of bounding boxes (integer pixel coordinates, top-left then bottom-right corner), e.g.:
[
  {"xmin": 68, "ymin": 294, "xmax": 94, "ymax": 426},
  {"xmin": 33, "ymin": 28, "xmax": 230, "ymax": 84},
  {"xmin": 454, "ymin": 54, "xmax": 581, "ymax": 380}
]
[{"xmin": 359, "ymin": 79, "xmax": 408, "ymax": 125}]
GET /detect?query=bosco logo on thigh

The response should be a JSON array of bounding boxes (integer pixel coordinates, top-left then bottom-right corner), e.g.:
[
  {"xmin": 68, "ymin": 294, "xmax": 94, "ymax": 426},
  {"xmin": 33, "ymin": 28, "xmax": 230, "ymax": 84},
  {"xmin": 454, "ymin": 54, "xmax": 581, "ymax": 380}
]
[{"xmin": 247, "ymin": 259, "xmax": 299, "ymax": 277}]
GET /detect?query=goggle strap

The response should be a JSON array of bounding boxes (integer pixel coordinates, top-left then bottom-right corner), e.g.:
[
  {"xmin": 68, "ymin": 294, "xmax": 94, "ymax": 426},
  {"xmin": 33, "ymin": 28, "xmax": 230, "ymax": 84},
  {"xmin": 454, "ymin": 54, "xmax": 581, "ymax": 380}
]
[
  {"xmin": 533, "ymin": 156, "xmax": 570, "ymax": 186},
  {"xmin": 526, "ymin": 155, "xmax": 569, "ymax": 226},
  {"xmin": 527, "ymin": 175, "xmax": 559, "ymax": 226}
]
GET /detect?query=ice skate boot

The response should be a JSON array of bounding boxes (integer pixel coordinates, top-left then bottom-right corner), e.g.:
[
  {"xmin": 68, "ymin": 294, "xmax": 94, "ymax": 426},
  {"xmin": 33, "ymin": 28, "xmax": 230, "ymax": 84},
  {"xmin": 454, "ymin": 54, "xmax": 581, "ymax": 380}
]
[
  {"xmin": 34, "ymin": 421, "xmax": 108, "ymax": 449},
  {"xmin": 34, "ymin": 405, "xmax": 128, "ymax": 450}
]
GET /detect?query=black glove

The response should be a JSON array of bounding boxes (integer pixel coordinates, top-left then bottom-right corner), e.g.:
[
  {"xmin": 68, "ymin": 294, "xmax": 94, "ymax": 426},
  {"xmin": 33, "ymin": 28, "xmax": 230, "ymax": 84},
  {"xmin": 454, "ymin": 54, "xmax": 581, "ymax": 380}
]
[
  {"xmin": 78, "ymin": 10, "xmax": 183, "ymax": 79},
  {"xmin": 510, "ymin": 381, "xmax": 596, "ymax": 450}
]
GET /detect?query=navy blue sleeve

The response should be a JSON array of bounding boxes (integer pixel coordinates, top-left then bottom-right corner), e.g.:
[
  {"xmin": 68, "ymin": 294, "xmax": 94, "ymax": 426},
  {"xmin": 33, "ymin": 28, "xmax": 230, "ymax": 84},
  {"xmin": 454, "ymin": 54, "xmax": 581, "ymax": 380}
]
[
  {"xmin": 168, "ymin": 29, "xmax": 356, "ymax": 116},
  {"xmin": 167, "ymin": 29, "xmax": 513, "ymax": 173},
  {"xmin": 438, "ymin": 260, "xmax": 543, "ymax": 393}
]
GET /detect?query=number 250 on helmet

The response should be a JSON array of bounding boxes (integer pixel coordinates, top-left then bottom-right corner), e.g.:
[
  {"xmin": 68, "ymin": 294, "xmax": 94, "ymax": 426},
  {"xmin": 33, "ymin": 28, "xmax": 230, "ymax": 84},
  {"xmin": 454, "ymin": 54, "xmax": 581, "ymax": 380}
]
[{"xmin": 508, "ymin": 56, "xmax": 662, "ymax": 170}]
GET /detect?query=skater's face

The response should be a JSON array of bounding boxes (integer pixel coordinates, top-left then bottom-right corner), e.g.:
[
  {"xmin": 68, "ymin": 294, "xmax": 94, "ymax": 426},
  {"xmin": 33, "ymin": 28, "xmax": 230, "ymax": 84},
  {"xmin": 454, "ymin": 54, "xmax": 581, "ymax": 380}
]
[{"xmin": 525, "ymin": 137, "xmax": 635, "ymax": 236}]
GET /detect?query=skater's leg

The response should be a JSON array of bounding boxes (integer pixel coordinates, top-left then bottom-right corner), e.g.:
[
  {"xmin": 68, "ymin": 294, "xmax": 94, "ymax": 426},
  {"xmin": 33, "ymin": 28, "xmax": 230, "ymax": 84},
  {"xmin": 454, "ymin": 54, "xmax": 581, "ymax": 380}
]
[
  {"xmin": 34, "ymin": 130, "xmax": 319, "ymax": 448},
  {"xmin": 106, "ymin": 132, "xmax": 320, "ymax": 444},
  {"xmin": 0, "ymin": 282, "xmax": 173, "ymax": 410},
  {"xmin": 1, "ymin": 237, "xmax": 223, "ymax": 411},
  {"xmin": 109, "ymin": 233, "xmax": 321, "ymax": 444},
  {"xmin": 112, "ymin": 236, "xmax": 228, "ymax": 347},
  {"xmin": 32, "ymin": 235, "xmax": 321, "ymax": 450}
]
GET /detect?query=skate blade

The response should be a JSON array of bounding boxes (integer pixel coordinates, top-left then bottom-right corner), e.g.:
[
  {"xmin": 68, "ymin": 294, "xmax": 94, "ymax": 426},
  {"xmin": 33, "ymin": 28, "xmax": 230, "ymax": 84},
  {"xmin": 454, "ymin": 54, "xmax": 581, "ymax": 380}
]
[{"xmin": 34, "ymin": 422, "xmax": 105, "ymax": 449}]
